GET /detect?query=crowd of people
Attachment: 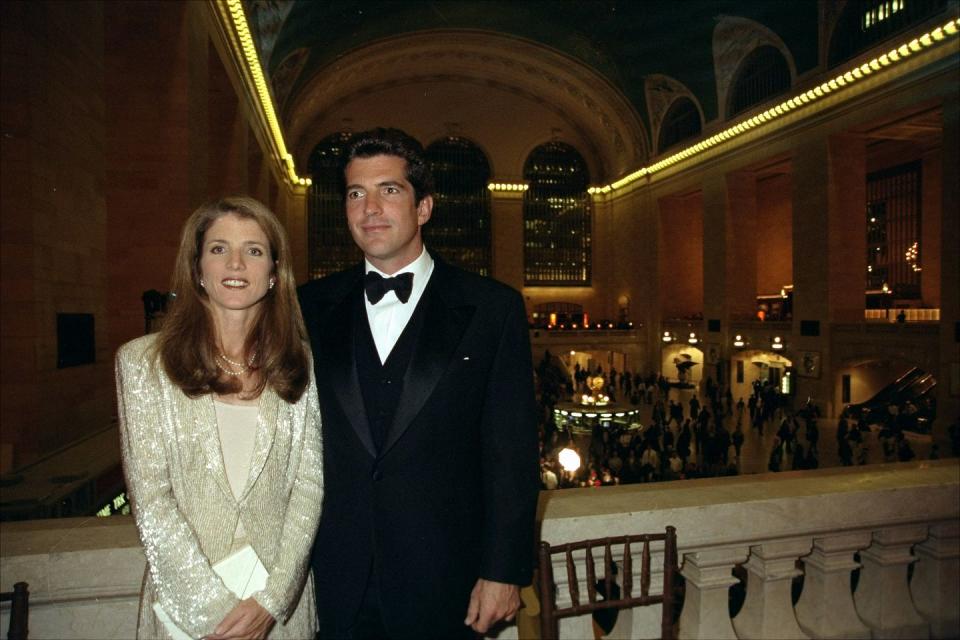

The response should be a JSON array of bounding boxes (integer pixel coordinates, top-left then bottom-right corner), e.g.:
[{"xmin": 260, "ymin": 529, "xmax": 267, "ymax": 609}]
[
  {"xmin": 535, "ymin": 355, "xmax": 954, "ymax": 490},
  {"xmin": 536, "ymin": 356, "xmax": 790, "ymax": 489}
]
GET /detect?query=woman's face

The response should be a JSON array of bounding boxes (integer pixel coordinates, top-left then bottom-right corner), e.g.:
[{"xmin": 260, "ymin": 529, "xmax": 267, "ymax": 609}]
[{"xmin": 198, "ymin": 213, "xmax": 274, "ymax": 318}]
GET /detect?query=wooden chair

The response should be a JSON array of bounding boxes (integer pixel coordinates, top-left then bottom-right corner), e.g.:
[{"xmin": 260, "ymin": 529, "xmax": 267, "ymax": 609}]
[
  {"xmin": 0, "ymin": 581, "xmax": 28, "ymax": 640},
  {"xmin": 538, "ymin": 526, "xmax": 678, "ymax": 640}
]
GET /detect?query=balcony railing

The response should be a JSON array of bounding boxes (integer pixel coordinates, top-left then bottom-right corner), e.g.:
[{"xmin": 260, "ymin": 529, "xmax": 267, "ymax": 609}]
[{"xmin": 1, "ymin": 461, "xmax": 957, "ymax": 639}]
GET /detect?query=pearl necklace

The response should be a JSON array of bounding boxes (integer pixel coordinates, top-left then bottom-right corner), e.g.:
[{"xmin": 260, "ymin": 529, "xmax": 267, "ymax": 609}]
[{"xmin": 215, "ymin": 351, "xmax": 257, "ymax": 377}]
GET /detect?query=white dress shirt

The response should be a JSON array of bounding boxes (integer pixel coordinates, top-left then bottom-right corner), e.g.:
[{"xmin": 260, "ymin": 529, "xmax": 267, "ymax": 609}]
[{"xmin": 364, "ymin": 247, "xmax": 434, "ymax": 363}]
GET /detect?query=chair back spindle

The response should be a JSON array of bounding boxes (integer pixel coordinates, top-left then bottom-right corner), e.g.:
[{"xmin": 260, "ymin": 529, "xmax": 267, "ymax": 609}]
[
  {"xmin": 538, "ymin": 526, "xmax": 678, "ymax": 640},
  {"xmin": 0, "ymin": 581, "xmax": 29, "ymax": 640}
]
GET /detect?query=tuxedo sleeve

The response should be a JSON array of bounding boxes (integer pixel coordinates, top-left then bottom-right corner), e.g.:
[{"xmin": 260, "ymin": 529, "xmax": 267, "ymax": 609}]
[{"xmin": 479, "ymin": 290, "xmax": 540, "ymax": 585}]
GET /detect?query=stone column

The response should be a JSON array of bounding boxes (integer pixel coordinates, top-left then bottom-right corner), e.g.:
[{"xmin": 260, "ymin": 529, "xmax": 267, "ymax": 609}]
[
  {"xmin": 934, "ymin": 94, "xmax": 959, "ymax": 450},
  {"xmin": 679, "ymin": 546, "xmax": 749, "ymax": 640},
  {"xmin": 854, "ymin": 525, "xmax": 929, "ymax": 639},
  {"xmin": 911, "ymin": 521, "xmax": 960, "ymax": 639},
  {"xmin": 791, "ymin": 137, "xmax": 831, "ymax": 412},
  {"xmin": 724, "ymin": 170, "xmax": 758, "ymax": 322},
  {"xmin": 792, "ymin": 133, "xmax": 866, "ymax": 417},
  {"xmin": 795, "ymin": 531, "xmax": 872, "ymax": 639},
  {"xmin": 733, "ymin": 538, "xmax": 812, "ymax": 639},
  {"xmin": 490, "ymin": 190, "xmax": 525, "ymax": 294},
  {"xmin": 701, "ymin": 175, "xmax": 727, "ymax": 331},
  {"xmin": 826, "ymin": 133, "xmax": 867, "ymax": 325}
]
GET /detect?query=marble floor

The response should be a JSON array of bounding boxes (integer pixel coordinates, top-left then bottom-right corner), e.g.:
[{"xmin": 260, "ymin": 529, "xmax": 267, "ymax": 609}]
[
  {"xmin": 559, "ymin": 386, "xmax": 941, "ymax": 478},
  {"xmin": 654, "ymin": 386, "xmax": 937, "ymax": 474}
]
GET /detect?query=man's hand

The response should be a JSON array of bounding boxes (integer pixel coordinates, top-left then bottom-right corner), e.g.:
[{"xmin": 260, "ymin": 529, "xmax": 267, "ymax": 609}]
[
  {"xmin": 464, "ymin": 578, "xmax": 521, "ymax": 634},
  {"xmin": 205, "ymin": 598, "xmax": 275, "ymax": 640}
]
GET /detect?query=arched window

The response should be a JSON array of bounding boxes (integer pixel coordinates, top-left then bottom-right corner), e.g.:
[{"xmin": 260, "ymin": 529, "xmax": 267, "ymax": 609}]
[
  {"xmin": 658, "ymin": 97, "xmax": 702, "ymax": 152},
  {"xmin": 523, "ymin": 142, "xmax": 591, "ymax": 286},
  {"xmin": 728, "ymin": 46, "xmax": 791, "ymax": 118},
  {"xmin": 424, "ymin": 137, "xmax": 492, "ymax": 276},
  {"xmin": 828, "ymin": 0, "xmax": 946, "ymax": 67},
  {"xmin": 307, "ymin": 132, "xmax": 359, "ymax": 279}
]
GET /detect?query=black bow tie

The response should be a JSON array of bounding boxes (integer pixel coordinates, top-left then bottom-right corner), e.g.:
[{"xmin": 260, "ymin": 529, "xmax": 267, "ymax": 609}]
[{"xmin": 364, "ymin": 271, "xmax": 414, "ymax": 304}]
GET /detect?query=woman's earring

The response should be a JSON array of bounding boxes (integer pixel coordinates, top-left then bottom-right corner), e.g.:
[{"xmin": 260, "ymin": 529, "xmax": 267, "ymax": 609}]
[
  {"xmin": 199, "ymin": 279, "xmax": 206, "ymax": 288},
  {"xmin": 269, "ymin": 279, "xmax": 275, "ymax": 290}
]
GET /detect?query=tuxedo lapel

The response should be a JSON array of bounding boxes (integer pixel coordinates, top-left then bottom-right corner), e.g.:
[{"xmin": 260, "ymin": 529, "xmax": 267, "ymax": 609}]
[
  {"xmin": 382, "ymin": 264, "xmax": 475, "ymax": 456},
  {"xmin": 316, "ymin": 278, "xmax": 377, "ymax": 458}
]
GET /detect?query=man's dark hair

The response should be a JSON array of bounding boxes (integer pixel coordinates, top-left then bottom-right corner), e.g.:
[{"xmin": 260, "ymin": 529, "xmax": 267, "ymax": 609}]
[{"xmin": 343, "ymin": 128, "xmax": 434, "ymax": 204}]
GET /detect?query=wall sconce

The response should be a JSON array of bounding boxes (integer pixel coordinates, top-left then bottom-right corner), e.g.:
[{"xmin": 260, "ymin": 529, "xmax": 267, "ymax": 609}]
[
  {"xmin": 881, "ymin": 282, "xmax": 891, "ymax": 294},
  {"xmin": 733, "ymin": 334, "xmax": 745, "ymax": 348},
  {"xmin": 688, "ymin": 332, "xmax": 699, "ymax": 344},
  {"xmin": 772, "ymin": 336, "xmax": 784, "ymax": 350},
  {"xmin": 662, "ymin": 331, "xmax": 674, "ymax": 343}
]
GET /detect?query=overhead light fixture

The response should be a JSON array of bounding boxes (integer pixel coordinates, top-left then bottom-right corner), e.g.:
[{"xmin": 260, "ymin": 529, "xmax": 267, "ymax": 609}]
[
  {"xmin": 688, "ymin": 332, "xmax": 699, "ymax": 344},
  {"xmin": 662, "ymin": 331, "xmax": 674, "ymax": 343},
  {"xmin": 733, "ymin": 334, "xmax": 745, "ymax": 348},
  {"xmin": 487, "ymin": 182, "xmax": 529, "ymax": 192},
  {"xmin": 772, "ymin": 336, "xmax": 784, "ymax": 350},
  {"xmin": 218, "ymin": 0, "xmax": 310, "ymax": 188}
]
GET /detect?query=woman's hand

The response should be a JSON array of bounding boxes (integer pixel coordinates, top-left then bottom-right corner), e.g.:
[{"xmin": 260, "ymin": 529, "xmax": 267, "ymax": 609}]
[{"xmin": 205, "ymin": 598, "xmax": 275, "ymax": 640}]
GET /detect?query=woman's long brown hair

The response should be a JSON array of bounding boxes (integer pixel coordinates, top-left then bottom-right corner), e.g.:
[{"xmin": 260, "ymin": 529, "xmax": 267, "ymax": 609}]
[{"xmin": 156, "ymin": 197, "xmax": 309, "ymax": 403}]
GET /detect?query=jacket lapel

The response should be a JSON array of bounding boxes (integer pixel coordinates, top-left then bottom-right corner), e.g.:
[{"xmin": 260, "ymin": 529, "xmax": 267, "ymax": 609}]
[
  {"xmin": 191, "ymin": 394, "xmax": 237, "ymax": 501},
  {"xmin": 316, "ymin": 274, "xmax": 377, "ymax": 458},
  {"xmin": 381, "ymin": 262, "xmax": 475, "ymax": 456},
  {"xmin": 237, "ymin": 388, "xmax": 279, "ymax": 501}
]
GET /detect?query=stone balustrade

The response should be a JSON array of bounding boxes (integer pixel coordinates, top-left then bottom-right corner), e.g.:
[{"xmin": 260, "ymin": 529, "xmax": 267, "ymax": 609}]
[
  {"xmin": 1, "ymin": 460, "xmax": 957, "ymax": 639},
  {"xmin": 539, "ymin": 460, "xmax": 959, "ymax": 640}
]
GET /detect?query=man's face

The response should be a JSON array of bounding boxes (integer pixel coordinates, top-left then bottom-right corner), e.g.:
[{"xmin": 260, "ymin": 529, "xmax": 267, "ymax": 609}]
[{"xmin": 344, "ymin": 154, "xmax": 432, "ymax": 274}]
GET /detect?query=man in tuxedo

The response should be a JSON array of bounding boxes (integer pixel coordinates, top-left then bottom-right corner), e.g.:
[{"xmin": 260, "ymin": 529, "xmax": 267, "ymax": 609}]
[{"xmin": 299, "ymin": 128, "xmax": 539, "ymax": 639}]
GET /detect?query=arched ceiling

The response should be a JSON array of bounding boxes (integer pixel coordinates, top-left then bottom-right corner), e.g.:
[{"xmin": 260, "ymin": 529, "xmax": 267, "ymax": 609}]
[
  {"xmin": 248, "ymin": 0, "xmax": 818, "ymax": 124},
  {"xmin": 284, "ymin": 30, "xmax": 650, "ymax": 180},
  {"xmin": 243, "ymin": 0, "xmax": 819, "ymax": 181}
]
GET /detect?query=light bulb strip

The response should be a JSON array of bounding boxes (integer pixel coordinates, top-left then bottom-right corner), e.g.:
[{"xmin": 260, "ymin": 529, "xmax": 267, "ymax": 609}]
[
  {"xmin": 587, "ymin": 18, "xmax": 959, "ymax": 195},
  {"xmin": 487, "ymin": 182, "xmax": 530, "ymax": 192},
  {"xmin": 217, "ymin": 0, "xmax": 311, "ymax": 188}
]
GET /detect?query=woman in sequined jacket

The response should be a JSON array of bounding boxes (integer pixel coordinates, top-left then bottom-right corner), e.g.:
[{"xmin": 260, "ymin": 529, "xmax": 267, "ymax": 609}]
[{"xmin": 116, "ymin": 197, "xmax": 322, "ymax": 640}]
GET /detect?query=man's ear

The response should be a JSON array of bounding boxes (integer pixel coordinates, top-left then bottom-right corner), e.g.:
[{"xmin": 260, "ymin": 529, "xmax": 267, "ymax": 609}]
[{"xmin": 417, "ymin": 195, "xmax": 433, "ymax": 226}]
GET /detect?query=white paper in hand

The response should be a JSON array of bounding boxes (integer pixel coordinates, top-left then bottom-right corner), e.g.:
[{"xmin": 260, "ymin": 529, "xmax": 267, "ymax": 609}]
[{"xmin": 152, "ymin": 545, "xmax": 268, "ymax": 640}]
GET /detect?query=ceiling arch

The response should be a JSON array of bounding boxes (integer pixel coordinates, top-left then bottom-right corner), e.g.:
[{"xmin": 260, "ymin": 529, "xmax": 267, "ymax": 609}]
[{"xmin": 284, "ymin": 30, "xmax": 649, "ymax": 182}]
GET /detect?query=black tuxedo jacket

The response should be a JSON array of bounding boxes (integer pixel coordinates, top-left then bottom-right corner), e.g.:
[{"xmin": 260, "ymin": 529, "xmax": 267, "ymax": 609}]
[{"xmin": 298, "ymin": 257, "xmax": 539, "ymax": 637}]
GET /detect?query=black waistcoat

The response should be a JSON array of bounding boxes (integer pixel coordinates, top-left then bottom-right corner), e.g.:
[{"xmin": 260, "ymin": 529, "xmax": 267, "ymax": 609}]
[{"xmin": 354, "ymin": 291, "xmax": 427, "ymax": 453}]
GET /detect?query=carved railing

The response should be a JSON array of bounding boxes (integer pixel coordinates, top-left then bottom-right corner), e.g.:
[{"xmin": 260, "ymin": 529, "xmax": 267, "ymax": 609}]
[
  {"xmin": 1, "ymin": 461, "xmax": 957, "ymax": 639},
  {"xmin": 538, "ymin": 461, "xmax": 958, "ymax": 640}
]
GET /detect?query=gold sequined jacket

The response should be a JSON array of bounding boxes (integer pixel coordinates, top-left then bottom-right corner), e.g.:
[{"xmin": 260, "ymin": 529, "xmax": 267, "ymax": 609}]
[{"xmin": 116, "ymin": 334, "xmax": 323, "ymax": 639}]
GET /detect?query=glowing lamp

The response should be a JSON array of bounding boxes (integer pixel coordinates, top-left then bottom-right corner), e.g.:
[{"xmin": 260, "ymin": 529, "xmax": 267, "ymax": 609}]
[{"xmin": 558, "ymin": 448, "xmax": 582, "ymax": 472}]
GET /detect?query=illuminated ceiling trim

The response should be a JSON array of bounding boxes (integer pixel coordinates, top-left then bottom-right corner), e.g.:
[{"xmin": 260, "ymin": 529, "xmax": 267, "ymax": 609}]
[
  {"xmin": 584, "ymin": 18, "xmax": 960, "ymax": 195},
  {"xmin": 213, "ymin": 3, "xmax": 955, "ymax": 195},
  {"xmin": 215, "ymin": 0, "xmax": 311, "ymax": 188}
]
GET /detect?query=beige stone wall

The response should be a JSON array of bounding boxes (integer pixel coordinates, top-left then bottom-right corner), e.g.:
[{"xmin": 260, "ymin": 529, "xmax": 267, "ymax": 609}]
[
  {"xmin": 657, "ymin": 191, "xmax": 704, "ymax": 319},
  {"xmin": 756, "ymin": 172, "xmax": 793, "ymax": 295}
]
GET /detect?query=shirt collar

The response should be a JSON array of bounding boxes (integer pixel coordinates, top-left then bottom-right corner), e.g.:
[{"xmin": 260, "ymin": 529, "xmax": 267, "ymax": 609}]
[{"xmin": 365, "ymin": 246, "xmax": 433, "ymax": 281}]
